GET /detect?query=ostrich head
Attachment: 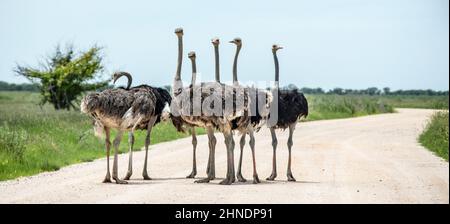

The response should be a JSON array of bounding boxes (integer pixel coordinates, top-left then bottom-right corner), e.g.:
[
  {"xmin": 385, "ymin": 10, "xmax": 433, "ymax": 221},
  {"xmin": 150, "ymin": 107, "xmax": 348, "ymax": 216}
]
[
  {"xmin": 174, "ymin": 27, "xmax": 184, "ymax": 37},
  {"xmin": 211, "ymin": 37, "xmax": 220, "ymax": 46},
  {"xmin": 188, "ymin": 51, "xmax": 196, "ymax": 60},
  {"xmin": 272, "ymin": 44, "xmax": 283, "ymax": 53},
  {"xmin": 112, "ymin": 72, "xmax": 123, "ymax": 84},
  {"xmin": 112, "ymin": 71, "xmax": 132, "ymax": 90},
  {"xmin": 229, "ymin": 37, "xmax": 242, "ymax": 47}
]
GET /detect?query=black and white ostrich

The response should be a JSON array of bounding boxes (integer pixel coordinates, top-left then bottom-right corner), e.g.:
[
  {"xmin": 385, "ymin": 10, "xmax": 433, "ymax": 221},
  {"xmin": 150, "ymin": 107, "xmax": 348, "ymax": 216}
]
[
  {"xmin": 80, "ymin": 72, "xmax": 173, "ymax": 184},
  {"xmin": 266, "ymin": 44, "xmax": 308, "ymax": 182},
  {"xmin": 229, "ymin": 38, "xmax": 272, "ymax": 184},
  {"xmin": 171, "ymin": 28, "xmax": 247, "ymax": 185}
]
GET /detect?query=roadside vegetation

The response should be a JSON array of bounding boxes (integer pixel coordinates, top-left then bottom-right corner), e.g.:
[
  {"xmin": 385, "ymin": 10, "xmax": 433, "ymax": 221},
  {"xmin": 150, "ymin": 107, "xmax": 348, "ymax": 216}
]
[
  {"xmin": 419, "ymin": 111, "xmax": 449, "ymax": 161},
  {"xmin": 0, "ymin": 91, "xmax": 204, "ymax": 181},
  {"xmin": 381, "ymin": 95, "xmax": 448, "ymax": 109},
  {"xmin": 305, "ymin": 94, "xmax": 394, "ymax": 121}
]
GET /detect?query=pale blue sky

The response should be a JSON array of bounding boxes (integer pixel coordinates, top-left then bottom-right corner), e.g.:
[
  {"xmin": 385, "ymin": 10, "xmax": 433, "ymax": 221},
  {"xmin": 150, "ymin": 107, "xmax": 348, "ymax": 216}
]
[{"xmin": 0, "ymin": 0, "xmax": 448, "ymax": 90}]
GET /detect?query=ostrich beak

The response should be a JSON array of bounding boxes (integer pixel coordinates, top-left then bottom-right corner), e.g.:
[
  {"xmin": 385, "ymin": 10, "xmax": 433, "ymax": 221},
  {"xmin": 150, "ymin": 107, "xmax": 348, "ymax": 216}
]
[{"xmin": 229, "ymin": 40, "xmax": 235, "ymax": 44}]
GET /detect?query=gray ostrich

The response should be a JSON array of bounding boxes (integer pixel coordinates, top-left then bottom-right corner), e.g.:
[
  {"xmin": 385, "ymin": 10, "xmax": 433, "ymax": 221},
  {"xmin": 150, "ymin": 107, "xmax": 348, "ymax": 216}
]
[
  {"xmin": 109, "ymin": 72, "xmax": 175, "ymax": 181},
  {"xmin": 229, "ymin": 38, "xmax": 272, "ymax": 184},
  {"xmin": 80, "ymin": 72, "xmax": 173, "ymax": 184},
  {"xmin": 172, "ymin": 28, "xmax": 245, "ymax": 185},
  {"xmin": 186, "ymin": 38, "xmax": 221, "ymax": 179},
  {"xmin": 266, "ymin": 44, "xmax": 309, "ymax": 182}
]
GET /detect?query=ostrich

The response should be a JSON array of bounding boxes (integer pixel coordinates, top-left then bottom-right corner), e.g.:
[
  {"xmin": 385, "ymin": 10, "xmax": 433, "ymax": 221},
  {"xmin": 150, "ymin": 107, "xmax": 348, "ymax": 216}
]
[
  {"xmin": 81, "ymin": 72, "xmax": 172, "ymax": 184},
  {"xmin": 109, "ymin": 72, "xmax": 175, "ymax": 181},
  {"xmin": 172, "ymin": 28, "xmax": 244, "ymax": 185},
  {"xmin": 266, "ymin": 44, "xmax": 308, "ymax": 182},
  {"xmin": 229, "ymin": 38, "xmax": 272, "ymax": 184},
  {"xmin": 187, "ymin": 37, "xmax": 221, "ymax": 179}
]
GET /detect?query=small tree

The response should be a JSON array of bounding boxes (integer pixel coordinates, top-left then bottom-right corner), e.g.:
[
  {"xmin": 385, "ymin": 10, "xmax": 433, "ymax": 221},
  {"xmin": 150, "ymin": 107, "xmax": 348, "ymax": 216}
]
[{"xmin": 15, "ymin": 45, "xmax": 109, "ymax": 110}]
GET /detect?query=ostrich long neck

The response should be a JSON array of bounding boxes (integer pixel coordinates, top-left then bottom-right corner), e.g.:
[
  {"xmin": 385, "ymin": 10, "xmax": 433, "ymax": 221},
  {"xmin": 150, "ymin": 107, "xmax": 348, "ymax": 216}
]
[
  {"xmin": 190, "ymin": 58, "xmax": 197, "ymax": 85},
  {"xmin": 232, "ymin": 46, "xmax": 241, "ymax": 85},
  {"xmin": 175, "ymin": 35, "xmax": 183, "ymax": 82},
  {"xmin": 124, "ymin": 73, "xmax": 132, "ymax": 90},
  {"xmin": 273, "ymin": 51, "xmax": 279, "ymax": 89},
  {"xmin": 214, "ymin": 45, "xmax": 220, "ymax": 83},
  {"xmin": 115, "ymin": 72, "xmax": 132, "ymax": 90}
]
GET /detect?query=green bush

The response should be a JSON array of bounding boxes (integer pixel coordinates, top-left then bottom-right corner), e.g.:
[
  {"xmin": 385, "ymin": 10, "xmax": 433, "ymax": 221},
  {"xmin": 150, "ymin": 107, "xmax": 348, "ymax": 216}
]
[
  {"xmin": 0, "ymin": 126, "xmax": 28, "ymax": 162},
  {"xmin": 419, "ymin": 111, "xmax": 449, "ymax": 161}
]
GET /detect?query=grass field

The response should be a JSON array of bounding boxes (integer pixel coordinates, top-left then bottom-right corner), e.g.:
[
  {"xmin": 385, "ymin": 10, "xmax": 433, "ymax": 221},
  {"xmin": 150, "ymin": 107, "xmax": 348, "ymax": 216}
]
[
  {"xmin": 419, "ymin": 111, "xmax": 449, "ymax": 161},
  {"xmin": 382, "ymin": 95, "xmax": 449, "ymax": 109},
  {"xmin": 0, "ymin": 91, "xmax": 204, "ymax": 181},
  {"xmin": 305, "ymin": 94, "xmax": 394, "ymax": 121},
  {"xmin": 0, "ymin": 91, "xmax": 448, "ymax": 181}
]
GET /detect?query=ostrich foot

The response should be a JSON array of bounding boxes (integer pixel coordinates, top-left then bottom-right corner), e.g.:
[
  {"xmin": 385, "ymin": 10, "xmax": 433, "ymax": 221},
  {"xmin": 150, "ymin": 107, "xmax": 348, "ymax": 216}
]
[
  {"xmin": 266, "ymin": 173, "xmax": 277, "ymax": 181},
  {"xmin": 236, "ymin": 173, "xmax": 247, "ymax": 182},
  {"xmin": 123, "ymin": 172, "xmax": 132, "ymax": 180},
  {"xmin": 219, "ymin": 177, "xmax": 234, "ymax": 185},
  {"xmin": 142, "ymin": 173, "xmax": 152, "ymax": 180},
  {"xmin": 253, "ymin": 175, "xmax": 261, "ymax": 184},
  {"xmin": 102, "ymin": 175, "xmax": 111, "ymax": 183},
  {"xmin": 287, "ymin": 173, "xmax": 296, "ymax": 182},
  {"xmin": 113, "ymin": 177, "xmax": 128, "ymax": 184},
  {"xmin": 186, "ymin": 170, "xmax": 197, "ymax": 178},
  {"xmin": 195, "ymin": 177, "xmax": 212, "ymax": 183}
]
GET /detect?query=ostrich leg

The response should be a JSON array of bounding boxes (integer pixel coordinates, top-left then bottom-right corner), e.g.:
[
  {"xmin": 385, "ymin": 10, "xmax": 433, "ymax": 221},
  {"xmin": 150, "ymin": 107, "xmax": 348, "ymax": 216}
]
[
  {"xmin": 287, "ymin": 123, "xmax": 296, "ymax": 181},
  {"xmin": 195, "ymin": 126, "xmax": 216, "ymax": 183},
  {"xmin": 248, "ymin": 128, "xmax": 260, "ymax": 184},
  {"xmin": 236, "ymin": 133, "xmax": 247, "ymax": 182},
  {"xmin": 123, "ymin": 132, "xmax": 134, "ymax": 180},
  {"xmin": 124, "ymin": 118, "xmax": 143, "ymax": 180},
  {"xmin": 187, "ymin": 127, "xmax": 197, "ymax": 178},
  {"xmin": 103, "ymin": 127, "xmax": 112, "ymax": 183},
  {"xmin": 142, "ymin": 116, "xmax": 157, "ymax": 180},
  {"xmin": 207, "ymin": 126, "xmax": 216, "ymax": 179},
  {"xmin": 267, "ymin": 127, "xmax": 278, "ymax": 181},
  {"xmin": 220, "ymin": 129, "xmax": 235, "ymax": 185},
  {"xmin": 112, "ymin": 130, "xmax": 127, "ymax": 184}
]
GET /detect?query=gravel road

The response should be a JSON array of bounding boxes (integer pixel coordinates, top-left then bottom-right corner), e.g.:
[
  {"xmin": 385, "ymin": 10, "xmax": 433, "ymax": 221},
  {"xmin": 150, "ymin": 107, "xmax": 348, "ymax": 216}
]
[{"xmin": 0, "ymin": 108, "xmax": 448, "ymax": 204}]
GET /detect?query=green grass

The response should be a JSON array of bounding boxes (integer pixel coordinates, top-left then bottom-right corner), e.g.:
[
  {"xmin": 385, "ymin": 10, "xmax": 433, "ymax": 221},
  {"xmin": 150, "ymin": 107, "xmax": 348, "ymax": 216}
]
[
  {"xmin": 419, "ymin": 111, "xmax": 449, "ymax": 161},
  {"xmin": 305, "ymin": 94, "xmax": 395, "ymax": 121},
  {"xmin": 381, "ymin": 95, "xmax": 449, "ymax": 109},
  {"xmin": 0, "ymin": 91, "xmax": 204, "ymax": 181}
]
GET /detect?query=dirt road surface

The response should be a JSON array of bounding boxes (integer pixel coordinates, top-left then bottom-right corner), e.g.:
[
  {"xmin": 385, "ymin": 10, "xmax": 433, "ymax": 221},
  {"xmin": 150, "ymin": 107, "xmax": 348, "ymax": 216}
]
[{"xmin": 0, "ymin": 109, "xmax": 448, "ymax": 203}]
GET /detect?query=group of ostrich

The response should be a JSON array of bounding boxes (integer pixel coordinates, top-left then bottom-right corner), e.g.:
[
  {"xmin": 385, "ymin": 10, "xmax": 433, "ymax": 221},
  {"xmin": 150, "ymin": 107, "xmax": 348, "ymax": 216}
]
[{"xmin": 80, "ymin": 28, "xmax": 308, "ymax": 185}]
